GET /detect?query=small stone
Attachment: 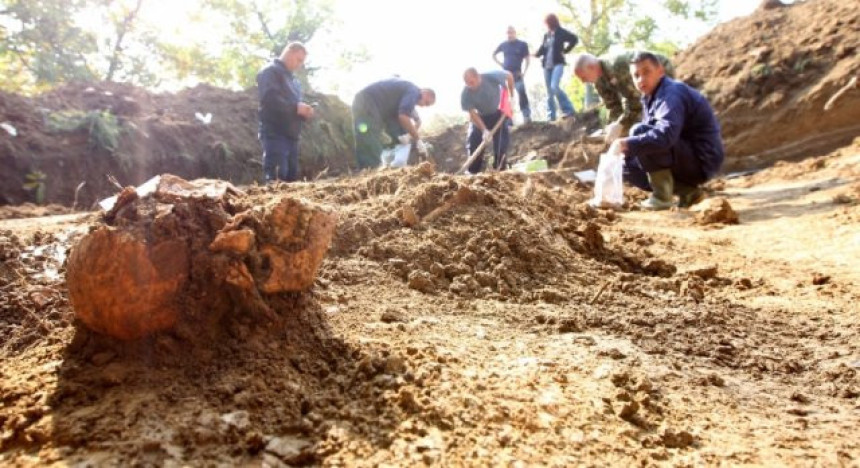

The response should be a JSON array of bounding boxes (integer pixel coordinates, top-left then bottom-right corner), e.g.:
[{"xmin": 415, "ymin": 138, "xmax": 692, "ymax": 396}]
[
  {"xmin": 221, "ymin": 410, "xmax": 251, "ymax": 431},
  {"xmin": 684, "ymin": 264, "xmax": 718, "ymax": 280},
  {"xmin": 617, "ymin": 400, "xmax": 640, "ymax": 420},
  {"xmin": 380, "ymin": 309, "xmax": 407, "ymax": 323},
  {"xmin": 265, "ymin": 436, "xmax": 313, "ymax": 465},
  {"xmin": 661, "ymin": 429, "xmax": 695, "ymax": 448},
  {"xmin": 407, "ymin": 270, "xmax": 436, "ymax": 293},
  {"xmin": 811, "ymin": 273, "xmax": 831, "ymax": 285}
]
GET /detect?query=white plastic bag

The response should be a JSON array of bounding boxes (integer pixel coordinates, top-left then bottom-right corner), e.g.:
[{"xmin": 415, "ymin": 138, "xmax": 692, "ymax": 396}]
[
  {"xmin": 380, "ymin": 143, "xmax": 411, "ymax": 168},
  {"xmin": 589, "ymin": 151, "xmax": 625, "ymax": 207}
]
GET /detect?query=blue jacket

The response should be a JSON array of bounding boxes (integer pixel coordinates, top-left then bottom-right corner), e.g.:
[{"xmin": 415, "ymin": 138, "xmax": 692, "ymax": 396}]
[
  {"xmin": 256, "ymin": 59, "xmax": 303, "ymax": 139},
  {"xmin": 627, "ymin": 76, "xmax": 724, "ymax": 179}
]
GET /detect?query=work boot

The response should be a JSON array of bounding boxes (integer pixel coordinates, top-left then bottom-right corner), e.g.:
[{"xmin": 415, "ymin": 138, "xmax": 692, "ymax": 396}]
[
  {"xmin": 640, "ymin": 169, "xmax": 675, "ymax": 211},
  {"xmin": 675, "ymin": 182, "xmax": 706, "ymax": 208}
]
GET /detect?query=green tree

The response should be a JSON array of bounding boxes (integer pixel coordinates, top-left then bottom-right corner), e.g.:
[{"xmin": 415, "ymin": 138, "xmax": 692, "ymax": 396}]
[
  {"xmin": 0, "ymin": 0, "xmax": 99, "ymax": 91},
  {"xmin": 157, "ymin": 0, "xmax": 333, "ymax": 89}
]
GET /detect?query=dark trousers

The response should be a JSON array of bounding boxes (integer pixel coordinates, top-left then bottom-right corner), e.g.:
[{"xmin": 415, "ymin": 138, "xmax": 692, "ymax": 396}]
[
  {"xmin": 624, "ymin": 123, "xmax": 706, "ymax": 191},
  {"xmin": 352, "ymin": 94, "xmax": 405, "ymax": 170},
  {"xmin": 514, "ymin": 75, "xmax": 531, "ymax": 120},
  {"xmin": 466, "ymin": 111, "xmax": 510, "ymax": 173},
  {"xmin": 262, "ymin": 134, "xmax": 300, "ymax": 183}
]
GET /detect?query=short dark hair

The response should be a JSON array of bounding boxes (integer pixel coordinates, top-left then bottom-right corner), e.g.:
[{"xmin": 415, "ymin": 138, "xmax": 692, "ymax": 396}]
[
  {"xmin": 629, "ymin": 51, "xmax": 660, "ymax": 67},
  {"xmin": 544, "ymin": 14, "xmax": 560, "ymax": 30},
  {"xmin": 421, "ymin": 88, "xmax": 435, "ymax": 100}
]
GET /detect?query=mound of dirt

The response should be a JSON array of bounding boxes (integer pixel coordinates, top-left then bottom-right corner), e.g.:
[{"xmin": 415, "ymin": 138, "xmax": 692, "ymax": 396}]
[
  {"xmin": 675, "ymin": 0, "xmax": 860, "ymax": 170},
  {"xmin": 0, "ymin": 82, "xmax": 354, "ymax": 207},
  {"xmin": 425, "ymin": 111, "xmax": 602, "ymax": 173}
]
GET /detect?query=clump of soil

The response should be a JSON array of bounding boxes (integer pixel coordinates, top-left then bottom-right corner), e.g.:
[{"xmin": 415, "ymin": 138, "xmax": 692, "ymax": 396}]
[
  {"xmin": 695, "ymin": 198, "xmax": 740, "ymax": 225},
  {"xmin": 675, "ymin": 0, "xmax": 860, "ymax": 170}
]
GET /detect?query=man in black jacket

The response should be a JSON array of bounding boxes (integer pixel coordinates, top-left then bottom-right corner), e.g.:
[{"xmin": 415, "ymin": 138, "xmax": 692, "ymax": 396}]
[
  {"xmin": 256, "ymin": 42, "xmax": 315, "ymax": 183},
  {"xmin": 535, "ymin": 13, "xmax": 578, "ymax": 121}
]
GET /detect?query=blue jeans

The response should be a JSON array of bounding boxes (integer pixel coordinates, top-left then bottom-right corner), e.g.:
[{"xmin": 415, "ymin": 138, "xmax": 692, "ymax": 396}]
[
  {"xmin": 261, "ymin": 134, "xmax": 300, "ymax": 183},
  {"xmin": 543, "ymin": 64, "xmax": 575, "ymax": 120},
  {"xmin": 514, "ymin": 76, "xmax": 531, "ymax": 120}
]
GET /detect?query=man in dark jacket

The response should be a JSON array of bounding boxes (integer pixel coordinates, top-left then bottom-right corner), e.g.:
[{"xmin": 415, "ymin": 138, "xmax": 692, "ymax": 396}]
[
  {"xmin": 535, "ymin": 13, "xmax": 578, "ymax": 121},
  {"xmin": 352, "ymin": 78, "xmax": 435, "ymax": 169},
  {"xmin": 256, "ymin": 42, "xmax": 315, "ymax": 183},
  {"xmin": 611, "ymin": 52, "xmax": 724, "ymax": 210}
]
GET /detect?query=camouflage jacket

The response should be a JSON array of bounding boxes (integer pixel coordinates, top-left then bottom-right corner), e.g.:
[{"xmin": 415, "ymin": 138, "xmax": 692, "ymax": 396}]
[{"xmin": 595, "ymin": 51, "xmax": 675, "ymax": 132}]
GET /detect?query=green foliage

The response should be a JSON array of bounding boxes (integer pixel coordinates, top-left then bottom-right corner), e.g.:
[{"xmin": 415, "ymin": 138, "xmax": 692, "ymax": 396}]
[
  {"xmin": 46, "ymin": 110, "xmax": 121, "ymax": 152},
  {"xmin": 793, "ymin": 57, "xmax": 811, "ymax": 74},
  {"xmin": 557, "ymin": 0, "xmax": 719, "ymax": 56},
  {"xmin": 23, "ymin": 170, "xmax": 47, "ymax": 205},
  {"xmin": 0, "ymin": 0, "xmax": 340, "ymax": 91}
]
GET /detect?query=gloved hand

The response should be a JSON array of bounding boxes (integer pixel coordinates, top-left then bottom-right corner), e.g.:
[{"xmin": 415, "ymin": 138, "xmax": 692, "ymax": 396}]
[
  {"xmin": 482, "ymin": 129, "xmax": 493, "ymax": 143},
  {"xmin": 604, "ymin": 122, "xmax": 623, "ymax": 144},
  {"xmin": 398, "ymin": 134, "xmax": 412, "ymax": 145},
  {"xmin": 415, "ymin": 139, "xmax": 429, "ymax": 155}
]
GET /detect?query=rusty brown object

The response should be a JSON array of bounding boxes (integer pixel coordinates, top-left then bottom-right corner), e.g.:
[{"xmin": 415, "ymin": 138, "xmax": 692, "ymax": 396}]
[
  {"xmin": 66, "ymin": 175, "xmax": 337, "ymax": 341},
  {"xmin": 66, "ymin": 227, "xmax": 189, "ymax": 340},
  {"xmin": 257, "ymin": 198, "xmax": 338, "ymax": 293}
]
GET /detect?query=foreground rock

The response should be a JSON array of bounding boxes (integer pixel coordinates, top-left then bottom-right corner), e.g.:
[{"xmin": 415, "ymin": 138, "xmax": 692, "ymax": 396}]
[{"xmin": 66, "ymin": 174, "xmax": 337, "ymax": 340}]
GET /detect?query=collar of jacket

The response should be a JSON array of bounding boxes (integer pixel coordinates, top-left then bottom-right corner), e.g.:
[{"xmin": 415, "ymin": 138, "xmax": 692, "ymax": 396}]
[{"xmin": 272, "ymin": 58, "xmax": 294, "ymax": 78}]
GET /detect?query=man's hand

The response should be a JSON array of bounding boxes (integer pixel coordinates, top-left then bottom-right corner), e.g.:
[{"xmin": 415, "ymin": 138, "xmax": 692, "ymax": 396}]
[
  {"xmin": 608, "ymin": 138, "xmax": 627, "ymax": 157},
  {"xmin": 482, "ymin": 129, "xmax": 493, "ymax": 143},
  {"xmin": 297, "ymin": 102, "xmax": 314, "ymax": 119},
  {"xmin": 398, "ymin": 134, "xmax": 412, "ymax": 145},
  {"xmin": 604, "ymin": 122, "xmax": 623, "ymax": 144},
  {"xmin": 415, "ymin": 139, "xmax": 430, "ymax": 155}
]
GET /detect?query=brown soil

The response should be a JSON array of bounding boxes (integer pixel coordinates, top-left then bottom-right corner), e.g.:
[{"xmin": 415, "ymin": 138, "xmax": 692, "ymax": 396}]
[
  {"xmin": 1, "ymin": 134, "xmax": 858, "ymax": 465},
  {"xmin": 675, "ymin": 0, "xmax": 860, "ymax": 171},
  {"xmin": 0, "ymin": 82, "xmax": 353, "ymax": 207}
]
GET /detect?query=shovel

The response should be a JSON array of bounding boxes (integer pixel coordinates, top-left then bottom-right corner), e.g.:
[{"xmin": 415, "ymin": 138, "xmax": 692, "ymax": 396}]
[{"xmin": 457, "ymin": 117, "xmax": 506, "ymax": 174}]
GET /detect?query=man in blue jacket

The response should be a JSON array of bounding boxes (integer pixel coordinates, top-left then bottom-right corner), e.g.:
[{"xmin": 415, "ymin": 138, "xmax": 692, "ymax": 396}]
[
  {"xmin": 352, "ymin": 78, "xmax": 436, "ymax": 170},
  {"xmin": 611, "ymin": 52, "xmax": 724, "ymax": 210},
  {"xmin": 256, "ymin": 42, "xmax": 315, "ymax": 183}
]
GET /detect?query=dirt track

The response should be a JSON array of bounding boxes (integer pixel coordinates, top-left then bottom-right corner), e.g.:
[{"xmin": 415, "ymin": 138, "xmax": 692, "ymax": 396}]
[{"xmin": 1, "ymin": 137, "xmax": 858, "ymax": 466}]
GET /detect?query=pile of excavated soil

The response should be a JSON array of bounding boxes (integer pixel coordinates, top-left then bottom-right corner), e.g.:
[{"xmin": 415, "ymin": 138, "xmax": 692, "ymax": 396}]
[
  {"xmin": 0, "ymin": 82, "xmax": 354, "ymax": 207},
  {"xmin": 0, "ymin": 158, "xmax": 858, "ymax": 465},
  {"xmin": 0, "ymin": 165, "xmax": 705, "ymax": 464},
  {"xmin": 675, "ymin": 0, "xmax": 860, "ymax": 170},
  {"xmin": 425, "ymin": 111, "xmax": 602, "ymax": 173}
]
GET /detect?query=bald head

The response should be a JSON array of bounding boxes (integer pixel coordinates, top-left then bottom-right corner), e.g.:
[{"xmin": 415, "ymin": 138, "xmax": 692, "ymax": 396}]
[
  {"xmin": 463, "ymin": 67, "xmax": 481, "ymax": 90},
  {"xmin": 573, "ymin": 53, "xmax": 601, "ymax": 83}
]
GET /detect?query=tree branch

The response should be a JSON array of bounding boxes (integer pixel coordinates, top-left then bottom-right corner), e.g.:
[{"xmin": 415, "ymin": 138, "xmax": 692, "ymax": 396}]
[{"xmin": 106, "ymin": 0, "xmax": 144, "ymax": 81}]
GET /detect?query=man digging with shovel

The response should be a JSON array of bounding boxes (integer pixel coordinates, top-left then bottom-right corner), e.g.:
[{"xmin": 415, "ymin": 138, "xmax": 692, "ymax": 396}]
[{"xmin": 460, "ymin": 67, "xmax": 515, "ymax": 174}]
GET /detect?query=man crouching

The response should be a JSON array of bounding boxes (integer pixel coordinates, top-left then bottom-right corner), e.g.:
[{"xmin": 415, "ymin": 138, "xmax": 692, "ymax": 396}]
[{"xmin": 611, "ymin": 52, "xmax": 724, "ymax": 210}]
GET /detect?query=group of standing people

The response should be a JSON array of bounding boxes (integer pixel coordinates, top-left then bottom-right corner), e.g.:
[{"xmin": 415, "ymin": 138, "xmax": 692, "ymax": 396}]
[{"xmin": 255, "ymin": 12, "xmax": 724, "ymax": 211}]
